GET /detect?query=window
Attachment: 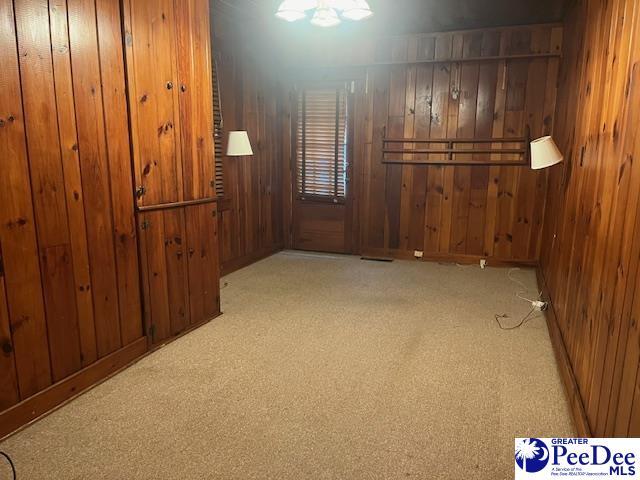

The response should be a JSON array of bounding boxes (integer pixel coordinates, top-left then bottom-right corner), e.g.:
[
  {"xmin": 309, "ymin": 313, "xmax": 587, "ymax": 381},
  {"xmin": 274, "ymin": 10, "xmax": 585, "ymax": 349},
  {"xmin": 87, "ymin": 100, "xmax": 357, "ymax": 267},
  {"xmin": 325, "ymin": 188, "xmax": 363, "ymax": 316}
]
[{"xmin": 296, "ymin": 87, "xmax": 348, "ymax": 200}]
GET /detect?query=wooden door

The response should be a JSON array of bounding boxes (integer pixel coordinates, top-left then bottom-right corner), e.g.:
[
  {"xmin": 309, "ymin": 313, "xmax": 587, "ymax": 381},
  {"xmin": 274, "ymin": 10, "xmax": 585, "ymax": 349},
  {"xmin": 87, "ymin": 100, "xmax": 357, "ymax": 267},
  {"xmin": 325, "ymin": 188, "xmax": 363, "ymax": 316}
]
[
  {"xmin": 138, "ymin": 202, "xmax": 220, "ymax": 346},
  {"xmin": 292, "ymin": 85, "xmax": 356, "ymax": 254},
  {"xmin": 138, "ymin": 208, "xmax": 190, "ymax": 344},
  {"xmin": 123, "ymin": 0, "xmax": 216, "ymax": 207},
  {"xmin": 123, "ymin": 0, "xmax": 183, "ymax": 207},
  {"xmin": 175, "ymin": 0, "xmax": 216, "ymax": 201},
  {"xmin": 185, "ymin": 203, "xmax": 220, "ymax": 325},
  {"xmin": 125, "ymin": 0, "xmax": 220, "ymax": 347}
]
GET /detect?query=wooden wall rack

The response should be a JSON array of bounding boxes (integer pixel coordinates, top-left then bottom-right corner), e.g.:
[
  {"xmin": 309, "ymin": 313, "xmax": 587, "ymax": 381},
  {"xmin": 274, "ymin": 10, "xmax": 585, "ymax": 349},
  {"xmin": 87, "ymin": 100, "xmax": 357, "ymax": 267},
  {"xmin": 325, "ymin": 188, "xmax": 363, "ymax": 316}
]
[{"xmin": 381, "ymin": 126, "xmax": 531, "ymax": 166}]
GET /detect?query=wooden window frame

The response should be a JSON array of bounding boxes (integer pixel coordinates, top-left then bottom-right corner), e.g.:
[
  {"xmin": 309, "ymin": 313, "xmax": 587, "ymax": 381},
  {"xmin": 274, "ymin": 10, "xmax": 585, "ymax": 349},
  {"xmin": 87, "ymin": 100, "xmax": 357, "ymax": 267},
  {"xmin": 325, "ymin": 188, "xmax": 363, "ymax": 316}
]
[{"xmin": 295, "ymin": 82, "xmax": 350, "ymax": 204}]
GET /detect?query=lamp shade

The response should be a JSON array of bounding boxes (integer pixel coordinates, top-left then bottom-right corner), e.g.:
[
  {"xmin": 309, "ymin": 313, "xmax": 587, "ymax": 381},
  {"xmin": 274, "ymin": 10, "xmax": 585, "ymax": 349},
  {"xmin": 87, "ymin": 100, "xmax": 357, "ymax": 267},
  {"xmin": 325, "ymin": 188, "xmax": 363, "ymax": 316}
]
[
  {"xmin": 530, "ymin": 136, "xmax": 563, "ymax": 170},
  {"xmin": 226, "ymin": 131, "xmax": 253, "ymax": 156}
]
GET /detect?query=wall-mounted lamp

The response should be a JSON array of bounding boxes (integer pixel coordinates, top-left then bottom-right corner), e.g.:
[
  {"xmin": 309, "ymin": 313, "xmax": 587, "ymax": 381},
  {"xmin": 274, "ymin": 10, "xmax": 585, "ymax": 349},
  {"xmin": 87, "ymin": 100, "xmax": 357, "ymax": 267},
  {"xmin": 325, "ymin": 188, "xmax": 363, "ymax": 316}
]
[
  {"xmin": 226, "ymin": 131, "xmax": 253, "ymax": 157},
  {"xmin": 530, "ymin": 136, "xmax": 563, "ymax": 170}
]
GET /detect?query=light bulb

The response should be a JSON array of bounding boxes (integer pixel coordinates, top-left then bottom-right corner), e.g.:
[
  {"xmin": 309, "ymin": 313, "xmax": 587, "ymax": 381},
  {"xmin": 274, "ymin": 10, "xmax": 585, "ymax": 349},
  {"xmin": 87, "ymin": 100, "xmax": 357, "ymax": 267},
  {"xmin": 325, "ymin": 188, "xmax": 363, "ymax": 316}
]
[{"xmin": 310, "ymin": 7, "xmax": 341, "ymax": 27}]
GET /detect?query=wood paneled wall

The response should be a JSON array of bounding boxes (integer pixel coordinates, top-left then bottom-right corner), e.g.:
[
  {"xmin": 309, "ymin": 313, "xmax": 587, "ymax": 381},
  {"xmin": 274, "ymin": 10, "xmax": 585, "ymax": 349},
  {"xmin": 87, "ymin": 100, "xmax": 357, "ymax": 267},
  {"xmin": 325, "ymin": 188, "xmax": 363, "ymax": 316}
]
[
  {"xmin": 0, "ymin": 0, "xmax": 142, "ymax": 412},
  {"xmin": 540, "ymin": 0, "xmax": 640, "ymax": 437},
  {"xmin": 124, "ymin": 0, "xmax": 217, "ymax": 207},
  {"xmin": 138, "ymin": 202, "xmax": 219, "ymax": 345},
  {"xmin": 213, "ymin": 38, "xmax": 284, "ymax": 274},
  {"xmin": 282, "ymin": 25, "xmax": 562, "ymax": 263},
  {"xmin": 123, "ymin": 0, "xmax": 221, "ymax": 346}
]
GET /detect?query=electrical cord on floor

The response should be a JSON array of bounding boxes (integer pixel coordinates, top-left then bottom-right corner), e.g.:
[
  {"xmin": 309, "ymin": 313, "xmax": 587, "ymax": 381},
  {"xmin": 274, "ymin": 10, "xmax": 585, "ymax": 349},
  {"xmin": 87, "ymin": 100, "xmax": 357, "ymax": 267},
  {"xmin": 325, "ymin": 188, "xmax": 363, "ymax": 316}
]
[
  {"xmin": 494, "ymin": 308, "xmax": 538, "ymax": 330},
  {"xmin": 494, "ymin": 268, "xmax": 545, "ymax": 330},
  {"xmin": 508, "ymin": 267, "xmax": 542, "ymax": 303},
  {"xmin": 0, "ymin": 451, "xmax": 16, "ymax": 480}
]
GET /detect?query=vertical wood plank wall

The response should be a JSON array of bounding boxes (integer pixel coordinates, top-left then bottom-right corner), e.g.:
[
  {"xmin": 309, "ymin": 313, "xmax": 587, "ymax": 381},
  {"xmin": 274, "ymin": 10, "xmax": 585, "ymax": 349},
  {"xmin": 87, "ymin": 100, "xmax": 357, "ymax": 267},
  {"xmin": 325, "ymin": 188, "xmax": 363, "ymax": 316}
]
[
  {"xmin": 283, "ymin": 24, "xmax": 562, "ymax": 263},
  {"xmin": 213, "ymin": 38, "xmax": 284, "ymax": 274},
  {"xmin": 123, "ymin": 0, "xmax": 221, "ymax": 347},
  {"xmin": 540, "ymin": 0, "xmax": 640, "ymax": 437},
  {"xmin": 0, "ymin": 0, "xmax": 142, "ymax": 415},
  {"xmin": 124, "ymin": 0, "xmax": 217, "ymax": 207},
  {"xmin": 137, "ymin": 202, "xmax": 220, "ymax": 345}
]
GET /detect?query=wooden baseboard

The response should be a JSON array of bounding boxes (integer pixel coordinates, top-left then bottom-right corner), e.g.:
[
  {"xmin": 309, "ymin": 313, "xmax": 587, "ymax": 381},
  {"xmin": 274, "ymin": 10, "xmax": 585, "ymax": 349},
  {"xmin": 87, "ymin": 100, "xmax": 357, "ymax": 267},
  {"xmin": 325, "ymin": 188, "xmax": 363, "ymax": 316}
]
[
  {"xmin": 148, "ymin": 312, "xmax": 221, "ymax": 352},
  {"xmin": 362, "ymin": 247, "xmax": 538, "ymax": 267},
  {"xmin": 221, "ymin": 245, "xmax": 282, "ymax": 276},
  {"xmin": 0, "ymin": 337, "xmax": 147, "ymax": 440},
  {"xmin": 536, "ymin": 268, "xmax": 592, "ymax": 437}
]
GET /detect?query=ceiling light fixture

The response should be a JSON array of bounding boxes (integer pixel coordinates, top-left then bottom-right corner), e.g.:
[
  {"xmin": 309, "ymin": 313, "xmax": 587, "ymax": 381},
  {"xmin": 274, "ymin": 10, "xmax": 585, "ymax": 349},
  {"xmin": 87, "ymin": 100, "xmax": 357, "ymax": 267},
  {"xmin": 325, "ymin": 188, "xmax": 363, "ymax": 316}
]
[{"xmin": 275, "ymin": 0, "xmax": 373, "ymax": 27}]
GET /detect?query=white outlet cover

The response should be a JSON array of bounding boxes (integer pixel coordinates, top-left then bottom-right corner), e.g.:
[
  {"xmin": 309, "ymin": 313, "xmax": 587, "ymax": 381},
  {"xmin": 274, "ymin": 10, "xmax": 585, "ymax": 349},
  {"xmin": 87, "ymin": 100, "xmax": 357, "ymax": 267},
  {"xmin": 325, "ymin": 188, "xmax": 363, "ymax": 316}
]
[{"xmin": 414, "ymin": 250, "xmax": 424, "ymax": 258}]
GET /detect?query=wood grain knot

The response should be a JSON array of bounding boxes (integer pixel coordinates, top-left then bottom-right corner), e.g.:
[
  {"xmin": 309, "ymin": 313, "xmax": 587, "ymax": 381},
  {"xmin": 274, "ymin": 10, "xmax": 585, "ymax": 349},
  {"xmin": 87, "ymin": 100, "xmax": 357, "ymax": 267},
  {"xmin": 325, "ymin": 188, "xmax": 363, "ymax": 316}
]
[{"xmin": 6, "ymin": 218, "xmax": 27, "ymax": 229}]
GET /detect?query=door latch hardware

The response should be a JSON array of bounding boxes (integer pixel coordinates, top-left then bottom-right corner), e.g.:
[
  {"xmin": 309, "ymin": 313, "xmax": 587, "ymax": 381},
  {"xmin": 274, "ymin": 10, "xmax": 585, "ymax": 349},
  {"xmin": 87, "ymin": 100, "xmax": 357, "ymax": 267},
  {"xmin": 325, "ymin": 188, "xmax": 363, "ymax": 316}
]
[{"xmin": 135, "ymin": 185, "xmax": 146, "ymax": 198}]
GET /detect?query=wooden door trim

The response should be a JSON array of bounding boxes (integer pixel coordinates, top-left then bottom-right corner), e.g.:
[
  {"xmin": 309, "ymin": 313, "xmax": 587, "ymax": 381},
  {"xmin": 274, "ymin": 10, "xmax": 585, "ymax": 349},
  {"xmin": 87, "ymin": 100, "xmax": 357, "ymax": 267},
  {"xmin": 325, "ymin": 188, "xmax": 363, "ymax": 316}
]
[
  {"xmin": 291, "ymin": 82, "xmax": 357, "ymax": 254},
  {"xmin": 344, "ymin": 84, "xmax": 357, "ymax": 254}
]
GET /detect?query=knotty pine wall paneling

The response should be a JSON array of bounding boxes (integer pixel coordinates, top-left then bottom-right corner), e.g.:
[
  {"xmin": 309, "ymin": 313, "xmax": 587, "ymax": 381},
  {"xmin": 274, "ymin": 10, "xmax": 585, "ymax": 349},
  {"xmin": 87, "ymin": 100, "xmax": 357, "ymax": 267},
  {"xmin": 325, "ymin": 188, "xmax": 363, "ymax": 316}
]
[
  {"xmin": 0, "ymin": 0, "xmax": 52, "ymax": 403},
  {"xmin": 124, "ymin": 0, "xmax": 220, "ymax": 207},
  {"xmin": 138, "ymin": 202, "xmax": 219, "ymax": 346},
  {"xmin": 175, "ymin": 0, "xmax": 216, "ymax": 202},
  {"xmin": 284, "ymin": 24, "xmax": 562, "ymax": 264},
  {"xmin": 15, "ymin": 0, "xmax": 82, "ymax": 381},
  {"xmin": 124, "ymin": 0, "xmax": 221, "ymax": 345},
  {"xmin": 124, "ymin": 0, "xmax": 216, "ymax": 207},
  {"xmin": 540, "ymin": 0, "xmax": 640, "ymax": 437},
  {"xmin": 124, "ymin": 0, "xmax": 184, "ymax": 207},
  {"xmin": 0, "ymin": 0, "xmax": 144, "ymax": 436},
  {"xmin": 0, "ymin": 248, "xmax": 19, "ymax": 410},
  {"xmin": 213, "ymin": 38, "xmax": 285, "ymax": 274},
  {"xmin": 365, "ymin": 26, "xmax": 560, "ymax": 262}
]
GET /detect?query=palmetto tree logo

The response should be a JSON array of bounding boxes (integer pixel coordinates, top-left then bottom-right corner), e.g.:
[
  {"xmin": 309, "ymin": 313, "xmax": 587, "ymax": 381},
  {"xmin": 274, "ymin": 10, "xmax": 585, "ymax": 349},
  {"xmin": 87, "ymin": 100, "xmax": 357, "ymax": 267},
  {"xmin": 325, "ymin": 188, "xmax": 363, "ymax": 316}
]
[{"xmin": 515, "ymin": 438, "xmax": 550, "ymax": 473}]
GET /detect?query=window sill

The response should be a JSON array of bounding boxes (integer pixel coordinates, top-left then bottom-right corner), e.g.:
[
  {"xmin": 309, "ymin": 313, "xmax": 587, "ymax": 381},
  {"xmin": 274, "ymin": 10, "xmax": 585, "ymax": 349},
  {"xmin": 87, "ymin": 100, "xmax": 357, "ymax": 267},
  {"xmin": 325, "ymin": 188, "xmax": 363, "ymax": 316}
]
[{"xmin": 297, "ymin": 194, "xmax": 346, "ymax": 205}]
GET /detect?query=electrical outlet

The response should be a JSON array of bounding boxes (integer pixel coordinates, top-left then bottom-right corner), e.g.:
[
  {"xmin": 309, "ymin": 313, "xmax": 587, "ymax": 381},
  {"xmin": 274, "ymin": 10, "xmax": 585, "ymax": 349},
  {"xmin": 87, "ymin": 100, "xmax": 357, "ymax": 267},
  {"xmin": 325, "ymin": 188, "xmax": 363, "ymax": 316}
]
[
  {"xmin": 532, "ymin": 300, "xmax": 548, "ymax": 311},
  {"xmin": 414, "ymin": 250, "xmax": 424, "ymax": 258},
  {"xmin": 480, "ymin": 259, "xmax": 487, "ymax": 269}
]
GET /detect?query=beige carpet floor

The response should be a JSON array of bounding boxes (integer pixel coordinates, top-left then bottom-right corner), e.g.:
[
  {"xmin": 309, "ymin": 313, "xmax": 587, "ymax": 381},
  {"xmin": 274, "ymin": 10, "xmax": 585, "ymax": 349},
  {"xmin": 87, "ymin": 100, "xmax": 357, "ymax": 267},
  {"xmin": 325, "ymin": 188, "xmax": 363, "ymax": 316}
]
[{"xmin": 0, "ymin": 251, "xmax": 574, "ymax": 479}]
